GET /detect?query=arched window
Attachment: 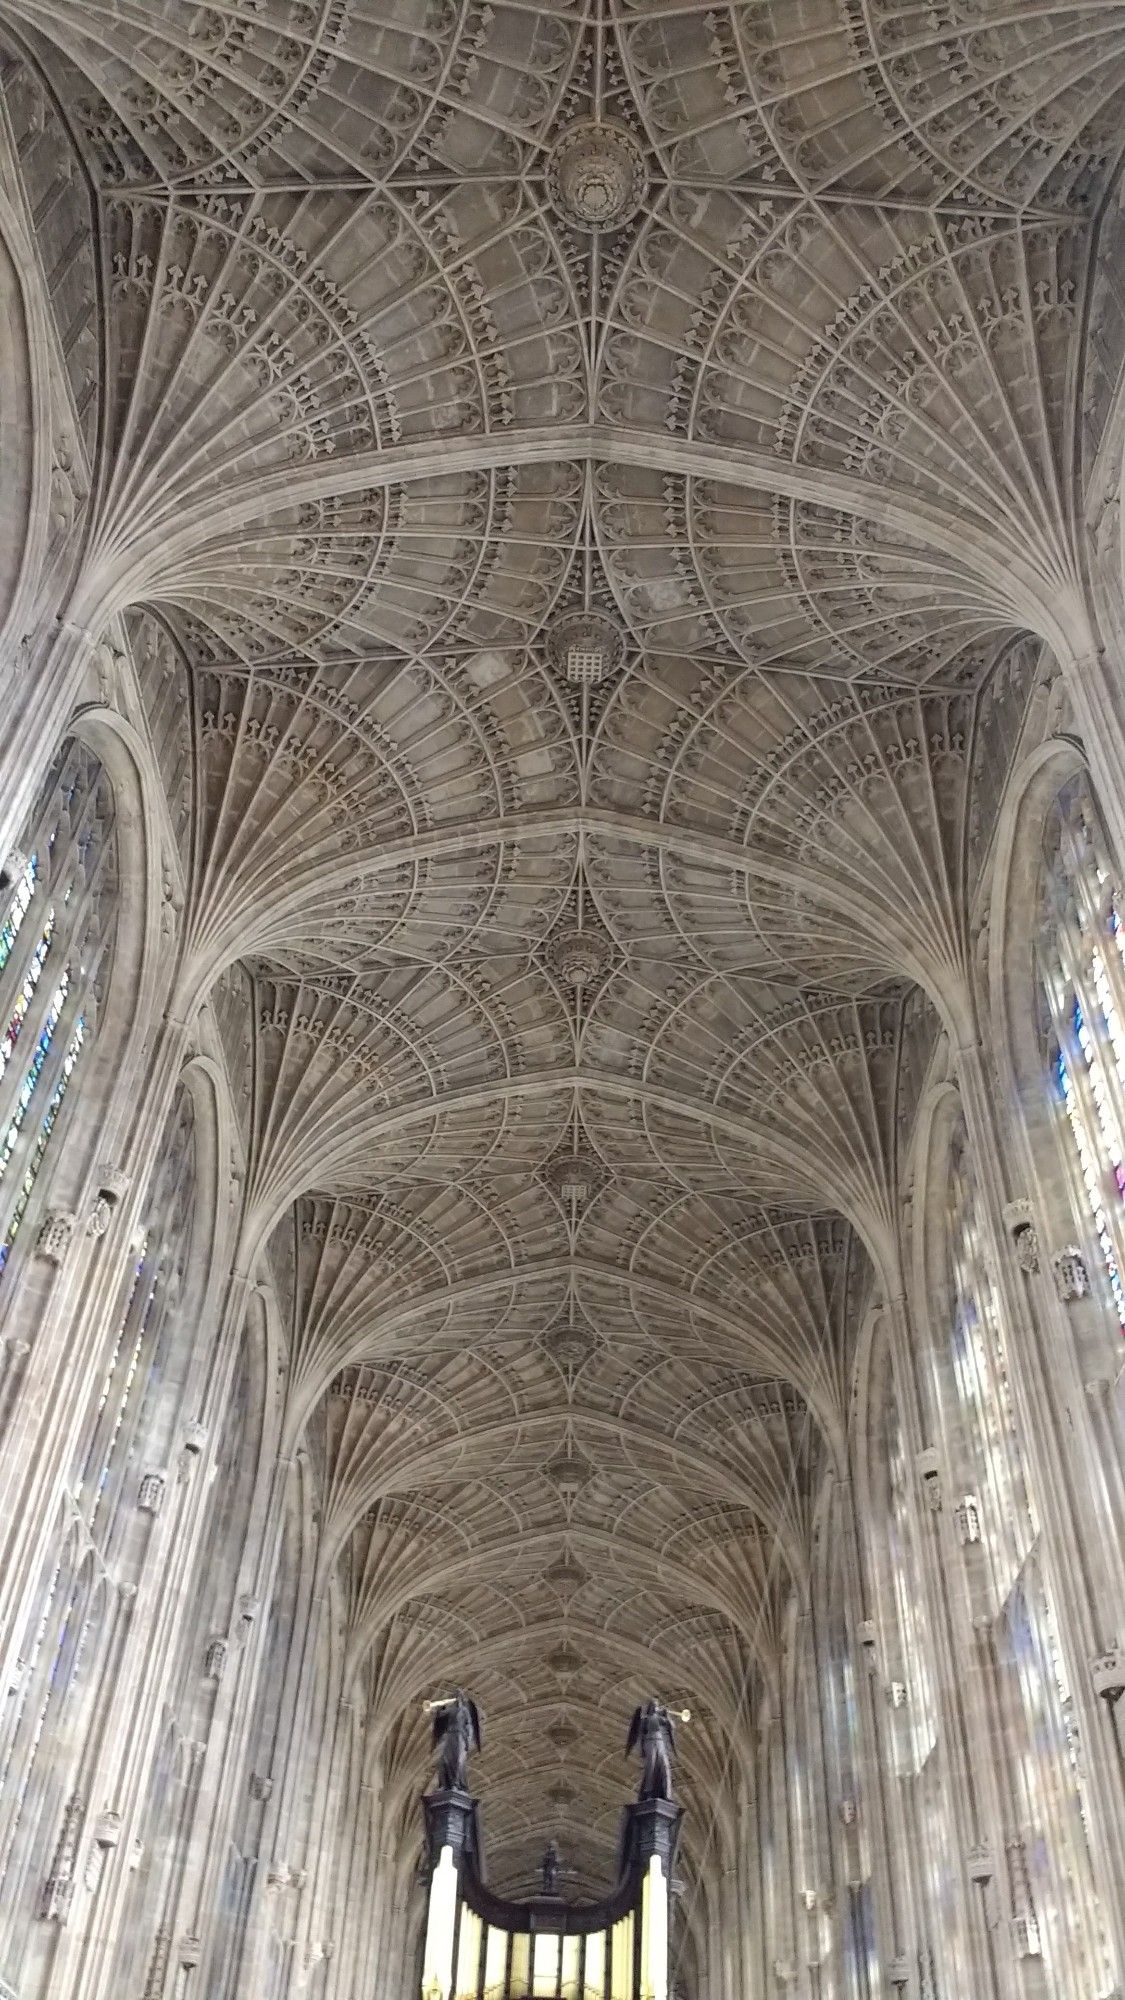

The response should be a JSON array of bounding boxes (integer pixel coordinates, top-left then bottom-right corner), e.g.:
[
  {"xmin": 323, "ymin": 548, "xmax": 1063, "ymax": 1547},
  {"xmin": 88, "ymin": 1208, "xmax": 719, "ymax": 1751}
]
[
  {"xmin": 1037, "ymin": 780, "xmax": 1125, "ymax": 1330},
  {"xmin": 0, "ymin": 742, "xmax": 118, "ymax": 1278}
]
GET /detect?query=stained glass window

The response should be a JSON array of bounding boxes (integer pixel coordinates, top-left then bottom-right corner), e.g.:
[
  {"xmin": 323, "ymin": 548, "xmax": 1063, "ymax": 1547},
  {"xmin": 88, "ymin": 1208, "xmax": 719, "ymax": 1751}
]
[
  {"xmin": 0, "ymin": 912, "xmax": 54, "ymax": 1084},
  {"xmin": 1039, "ymin": 790, "xmax": 1125, "ymax": 1334},
  {"xmin": 1056, "ymin": 1011, "xmax": 1125, "ymax": 1328},
  {"xmin": 0, "ymin": 860, "xmax": 34, "ymax": 975},
  {"xmin": 0, "ymin": 745, "xmax": 118, "ymax": 1281}
]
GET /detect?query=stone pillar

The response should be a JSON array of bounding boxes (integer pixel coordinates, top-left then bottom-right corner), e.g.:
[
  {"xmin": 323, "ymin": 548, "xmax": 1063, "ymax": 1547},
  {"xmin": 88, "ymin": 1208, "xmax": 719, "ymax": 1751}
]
[
  {"xmin": 879, "ymin": 1293, "xmax": 1013, "ymax": 2000},
  {"xmin": 832, "ymin": 1477, "xmax": 883, "ymax": 2000},
  {"xmin": 956, "ymin": 1043, "xmax": 1125, "ymax": 1975}
]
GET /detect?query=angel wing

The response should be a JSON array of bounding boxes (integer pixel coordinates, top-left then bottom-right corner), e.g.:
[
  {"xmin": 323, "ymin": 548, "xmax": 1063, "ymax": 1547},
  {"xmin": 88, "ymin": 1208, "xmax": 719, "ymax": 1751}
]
[
  {"xmin": 468, "ymin": 1698, "xmax": 482, "ymax": 1750},
  {"xmin": 625, "ymin": 1706, "xmax": 643, "ymax": 1756}
]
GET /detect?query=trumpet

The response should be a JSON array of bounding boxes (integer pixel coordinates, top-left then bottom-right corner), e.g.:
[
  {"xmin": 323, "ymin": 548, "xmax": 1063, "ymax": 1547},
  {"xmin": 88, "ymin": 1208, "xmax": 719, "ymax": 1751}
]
[
  {"xmin": 422, "ymin": 1696, "xmax": 458, "ymax": 1713},
  {"xmin": 671, "ymin": 1707, "xmax": 691, "ymax": 1722}
]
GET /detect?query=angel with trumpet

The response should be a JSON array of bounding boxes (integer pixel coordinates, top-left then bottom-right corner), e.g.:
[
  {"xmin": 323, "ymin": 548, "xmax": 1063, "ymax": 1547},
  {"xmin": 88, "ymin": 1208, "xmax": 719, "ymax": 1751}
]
[
  {"xmin": 625, "ymin": 1699, "xmax": 689, "ymax": 1801},
  {"xmin": 423, "ymin": 1690, "xmax": 482, "ymax": 1793}
]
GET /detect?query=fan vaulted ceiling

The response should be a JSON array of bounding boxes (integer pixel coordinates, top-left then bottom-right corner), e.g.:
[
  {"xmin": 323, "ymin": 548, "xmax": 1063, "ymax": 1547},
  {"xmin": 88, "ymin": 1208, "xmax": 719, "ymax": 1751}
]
[{"xmin": 3, "ymin": 0, "xmax": 1124, "ymax": 1902}]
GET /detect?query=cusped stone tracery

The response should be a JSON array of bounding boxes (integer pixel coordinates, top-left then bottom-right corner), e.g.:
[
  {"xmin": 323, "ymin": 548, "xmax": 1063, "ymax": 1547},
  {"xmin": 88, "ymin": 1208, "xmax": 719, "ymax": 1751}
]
[
  {"xmin": 5, "ymin": 0, "xmax": 582, "ymax": 182},
  {"xmin": 619, "ymin": 1, "xmax": 1125, "ymax": 207}
]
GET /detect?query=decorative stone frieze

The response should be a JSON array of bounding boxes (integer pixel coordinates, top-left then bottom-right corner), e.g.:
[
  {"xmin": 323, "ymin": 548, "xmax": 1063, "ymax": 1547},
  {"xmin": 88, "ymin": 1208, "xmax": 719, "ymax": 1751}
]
[
  {"xmin": 953, "ymin": 1495, "xmax": 982, "ymax": 1545},
  {"xmin": 966, "ymin": 1844, "xmax": 993, "ymax": 1884},
  {"xmin": 137, "ymin": 1468, "xmax": 166, "ymax": 1513},
  {"xmin": 546, "ymin": 121, "xmax": 648, "ymax": 233},
  {"xmin": 250, "ymin": 1773, "xmax": 273, "ymax": 1802},
  {"xmin": 182, "ymin": 1418, "xmax": 208, "ymax": 1456}
]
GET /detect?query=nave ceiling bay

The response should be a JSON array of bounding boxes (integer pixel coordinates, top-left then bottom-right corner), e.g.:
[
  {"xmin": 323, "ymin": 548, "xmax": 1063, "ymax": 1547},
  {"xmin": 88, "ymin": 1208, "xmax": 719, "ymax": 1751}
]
[{"xmin": 1, "ymin": 0, "xmax": 1116, "ymax": 1904}]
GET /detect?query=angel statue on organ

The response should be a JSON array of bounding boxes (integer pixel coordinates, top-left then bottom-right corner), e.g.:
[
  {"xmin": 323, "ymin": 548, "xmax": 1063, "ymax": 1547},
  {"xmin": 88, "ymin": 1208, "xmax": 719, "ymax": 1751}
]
[
  {"xmin": 625, "ymin": 1699, "xmax": 676, "ymax": 1801},
  {"xmin": 430, "ymin": 1689, "xmax": 482, "ymax": 1793}
]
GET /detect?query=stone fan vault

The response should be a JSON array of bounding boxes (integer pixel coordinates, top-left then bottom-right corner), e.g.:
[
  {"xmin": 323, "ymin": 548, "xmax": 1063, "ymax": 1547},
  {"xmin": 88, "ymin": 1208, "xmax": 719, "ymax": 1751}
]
[{"xmin": 1, "ymin": 5, "xmax": 1125, "ymax": 1998}]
